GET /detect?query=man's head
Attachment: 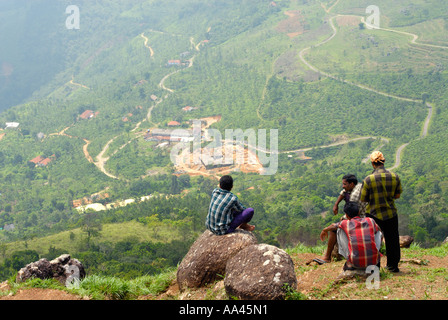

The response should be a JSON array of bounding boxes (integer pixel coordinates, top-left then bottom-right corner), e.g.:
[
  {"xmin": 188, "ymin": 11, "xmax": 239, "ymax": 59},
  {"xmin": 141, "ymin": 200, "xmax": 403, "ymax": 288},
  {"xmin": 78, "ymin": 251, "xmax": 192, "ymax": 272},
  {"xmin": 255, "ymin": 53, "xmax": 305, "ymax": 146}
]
[
  {"xmin": 370, "ymin": 151, "xmax": 385, "ymax": 168},
  {"xmin": 342, "ymin": 174, "xmax": 358, "ymax": 192},
  {"xmin": 219, "ymin": 175, "xmax": 233, "ymax": 191},
  {"xmin": 344, "ymin": 201, "xmax": 360, "ymax": 219}
]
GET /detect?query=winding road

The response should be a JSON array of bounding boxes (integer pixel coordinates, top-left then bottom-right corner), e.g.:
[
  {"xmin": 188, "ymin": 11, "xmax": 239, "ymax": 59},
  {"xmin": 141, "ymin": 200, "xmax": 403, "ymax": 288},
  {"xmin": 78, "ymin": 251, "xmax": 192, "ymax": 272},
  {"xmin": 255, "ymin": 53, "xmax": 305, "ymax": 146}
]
[
  {"xmin": 140, "ymin": 33, "xmax": 154, "ymax": 57},
  {"xmin": 90, "ymin": 32, "xmax": 198, "ymax": 180},
  {"xmin": 297, "ymin": 7, "xmax": 444, "ymax": 171}
]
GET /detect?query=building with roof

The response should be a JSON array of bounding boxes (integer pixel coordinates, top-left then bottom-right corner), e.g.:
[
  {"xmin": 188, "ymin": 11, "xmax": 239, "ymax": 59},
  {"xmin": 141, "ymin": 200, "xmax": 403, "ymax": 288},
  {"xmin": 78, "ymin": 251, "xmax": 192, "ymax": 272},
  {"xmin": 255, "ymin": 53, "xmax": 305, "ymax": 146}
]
[
  {"xmin": 79, "ymin": 110, "xmax": 99, "ymax": 120},
  {"xmin": 5, "ymin": 122, "xmax": 19, "ymax": 129},
  {"xmin": 29, "ymin": 154, "xmax": 55, "ymax": 167},
  {"xmin": 168, "ymin": 120, "xmax": 181, "ymax": 127}
]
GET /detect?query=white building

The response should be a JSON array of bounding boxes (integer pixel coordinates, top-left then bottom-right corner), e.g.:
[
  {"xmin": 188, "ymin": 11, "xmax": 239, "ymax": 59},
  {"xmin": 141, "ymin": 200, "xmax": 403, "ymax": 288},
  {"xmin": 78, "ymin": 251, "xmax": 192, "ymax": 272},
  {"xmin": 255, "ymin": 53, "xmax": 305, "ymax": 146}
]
[{"xmin": 5, "ymin": 122, "xmax": 19, "ymax": 129}]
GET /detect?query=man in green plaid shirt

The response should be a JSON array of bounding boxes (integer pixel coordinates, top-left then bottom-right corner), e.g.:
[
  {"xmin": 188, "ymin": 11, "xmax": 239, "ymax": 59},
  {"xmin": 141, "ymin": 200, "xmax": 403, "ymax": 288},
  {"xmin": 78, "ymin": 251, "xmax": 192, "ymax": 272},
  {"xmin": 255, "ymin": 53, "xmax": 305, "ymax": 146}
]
[{"xmin": 360, "ymin": 151, "xmax": 402, "ymax": 272}]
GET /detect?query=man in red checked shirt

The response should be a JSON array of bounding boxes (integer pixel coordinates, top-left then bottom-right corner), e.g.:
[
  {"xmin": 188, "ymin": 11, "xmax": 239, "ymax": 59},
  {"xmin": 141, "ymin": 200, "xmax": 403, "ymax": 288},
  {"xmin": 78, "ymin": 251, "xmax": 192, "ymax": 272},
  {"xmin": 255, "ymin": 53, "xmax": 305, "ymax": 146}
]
[{"xmin": 319, "ymin": 201, "xmax": 382, "ymax": 270}]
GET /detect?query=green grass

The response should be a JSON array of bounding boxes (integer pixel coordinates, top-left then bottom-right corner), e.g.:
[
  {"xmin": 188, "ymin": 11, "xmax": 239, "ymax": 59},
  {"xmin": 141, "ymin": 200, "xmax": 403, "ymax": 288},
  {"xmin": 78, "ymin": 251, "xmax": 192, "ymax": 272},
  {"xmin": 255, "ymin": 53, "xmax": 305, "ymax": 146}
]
[
  {"xmin": 1, "ymin": 267, "xmax": 176, "ymax": 300},
  {"xmin": 74, "ymin": 267, "xmax": 175, "ymax": 300},
  {"xmin": 285, "ymin": 242, "xmax": 327, "ymax": 255},
  {"xmin": 405, "ymin": 241, "xmax": 448, "ymax": 258}
]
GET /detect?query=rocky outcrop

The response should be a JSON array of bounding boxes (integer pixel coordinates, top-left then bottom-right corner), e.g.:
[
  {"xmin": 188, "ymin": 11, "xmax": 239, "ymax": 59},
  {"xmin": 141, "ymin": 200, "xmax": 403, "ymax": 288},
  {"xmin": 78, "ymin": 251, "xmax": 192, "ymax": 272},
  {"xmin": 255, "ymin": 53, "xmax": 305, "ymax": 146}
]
[
  {"xmin": 224, "ymin": 244, "xmax": 297, "ymax": 300},
  {"xmin": 16, "ymin": 254, "xmax": 85, "ymax": 286},
  {"xmin": 399, "ymin": 235, "xmax": 414, "ymax": 248},
  {"xmin": 177, "ymin": 229, "xmax": 257, "ymax": 291}
]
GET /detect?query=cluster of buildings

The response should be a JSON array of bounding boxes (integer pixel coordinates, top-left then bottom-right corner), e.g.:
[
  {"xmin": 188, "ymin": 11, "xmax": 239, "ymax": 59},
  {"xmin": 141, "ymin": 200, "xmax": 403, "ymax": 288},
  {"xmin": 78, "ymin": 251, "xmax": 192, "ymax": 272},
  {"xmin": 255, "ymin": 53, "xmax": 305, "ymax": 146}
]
[
  {"xmin": 166, "ymin": 59, "xmax": 191, "ymax": 67},
  {"xmin": 144, "ymin": 113, "xmax": 205, "ymax": 145},
  {"xmin": 72, "ymin": 191, "xmax": 110, "ymax": 209},
  {"xmin": 144, "ymin": 128, "xmax": 195, "ymax": 144}
]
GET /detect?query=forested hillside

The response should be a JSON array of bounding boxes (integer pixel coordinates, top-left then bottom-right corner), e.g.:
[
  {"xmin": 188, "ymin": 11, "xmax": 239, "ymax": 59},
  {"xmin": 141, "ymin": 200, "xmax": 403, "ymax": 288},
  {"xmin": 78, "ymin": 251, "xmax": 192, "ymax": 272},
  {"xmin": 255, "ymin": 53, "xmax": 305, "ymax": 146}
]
[{"xmin": 0, "ymin": 0, "xmax": 447, "ymax": 281}]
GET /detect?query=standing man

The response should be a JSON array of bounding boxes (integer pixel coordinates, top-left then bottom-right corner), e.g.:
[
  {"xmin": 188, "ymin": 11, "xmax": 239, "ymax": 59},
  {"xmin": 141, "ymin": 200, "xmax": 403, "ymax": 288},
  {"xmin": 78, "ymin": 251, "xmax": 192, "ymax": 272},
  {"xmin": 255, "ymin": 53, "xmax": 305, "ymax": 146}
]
[{"xmin": 360, "ymin": 151, "xmax": 402, "ymax": 272}]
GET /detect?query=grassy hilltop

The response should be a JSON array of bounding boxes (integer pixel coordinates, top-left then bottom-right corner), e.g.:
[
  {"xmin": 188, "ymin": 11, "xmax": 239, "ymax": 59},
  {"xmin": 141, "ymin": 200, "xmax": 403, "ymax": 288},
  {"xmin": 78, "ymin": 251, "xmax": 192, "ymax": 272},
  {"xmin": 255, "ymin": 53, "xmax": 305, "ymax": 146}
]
[{"xmin": 1, "ymin": 242, "xmax": 447, "ymax": 300}]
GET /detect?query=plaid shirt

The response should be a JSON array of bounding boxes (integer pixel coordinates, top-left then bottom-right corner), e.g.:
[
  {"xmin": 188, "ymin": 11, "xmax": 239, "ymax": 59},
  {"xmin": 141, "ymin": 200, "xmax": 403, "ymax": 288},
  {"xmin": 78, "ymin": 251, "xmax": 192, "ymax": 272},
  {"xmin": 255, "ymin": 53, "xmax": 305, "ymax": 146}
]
[
  {"xmin": 360, "ymin": 167, "xmax": 402, "ymax": 220},
  {"xmin": 206, "ymin": 188, "xmax": 246, "ymax": 235},
  {"xmin": 340, "ymin": 183, "xmax": 367, "ymax": 217},
  {"xmin": 338, "ymin": 216, "xmax": 380, "ymax": 268}
]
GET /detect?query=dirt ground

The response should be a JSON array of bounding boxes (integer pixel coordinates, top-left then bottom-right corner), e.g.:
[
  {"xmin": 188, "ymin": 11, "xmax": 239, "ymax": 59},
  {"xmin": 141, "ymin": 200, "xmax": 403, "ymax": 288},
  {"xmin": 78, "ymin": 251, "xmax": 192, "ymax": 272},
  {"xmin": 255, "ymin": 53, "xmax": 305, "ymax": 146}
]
[
  {"xmin": 1, "ymin": 250, "xmax": 447, "ymax": 300},
  {"xmin": 335, "ymin": 15, "xmax": 361, "ymax": 27},
  {"xmin": 291, "ymin": 252, "xmax": 448, "ymax": 300},
  {"xmin": 276, "ymin": 10, "xmax": 307, "ymax": 38},
  {"xmin": 157, "ymin": 251, "xmax": 448, "ymax": 301},
  {"xmin": 0, "ymin": 288, "xmax": 85, "ymax": 300}
]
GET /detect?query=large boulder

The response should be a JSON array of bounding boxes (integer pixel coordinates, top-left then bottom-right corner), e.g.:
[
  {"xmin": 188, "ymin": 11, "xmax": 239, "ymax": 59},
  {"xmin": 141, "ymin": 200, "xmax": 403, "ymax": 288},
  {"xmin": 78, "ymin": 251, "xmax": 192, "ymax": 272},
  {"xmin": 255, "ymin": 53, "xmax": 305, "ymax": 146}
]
[
  {"xmin": 177, "ymin": 229, "xmax": 257, "ymax": 291},
  {"xmin": 16, "ymin": 254, "xmax": 86, "ymax": 286},
  {"xmin": 224, "ymin": 244, "xmax": 297, "ymax": 300}
]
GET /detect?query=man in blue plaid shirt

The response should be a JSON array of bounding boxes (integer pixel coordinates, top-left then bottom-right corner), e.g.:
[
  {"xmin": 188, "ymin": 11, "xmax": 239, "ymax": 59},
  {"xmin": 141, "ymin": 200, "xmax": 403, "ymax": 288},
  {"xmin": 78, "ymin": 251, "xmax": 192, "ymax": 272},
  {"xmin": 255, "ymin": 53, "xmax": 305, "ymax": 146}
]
[{"xmin": 206, "ymin": 175, "xmax": 255, "ymax": 235}]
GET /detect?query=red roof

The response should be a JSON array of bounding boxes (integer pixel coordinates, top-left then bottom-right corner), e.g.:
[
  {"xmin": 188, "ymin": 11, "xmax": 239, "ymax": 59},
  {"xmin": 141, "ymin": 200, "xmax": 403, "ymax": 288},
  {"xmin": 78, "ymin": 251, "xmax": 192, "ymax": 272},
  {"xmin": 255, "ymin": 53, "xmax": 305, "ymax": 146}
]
[
  {"xmin": 30, "ymin": 155, "xmax": 45, "ymax": 164},
  {"xmin": 80, "ymin": 110, "xmax": 99, "ymax": 119},
  {"xmin": 39, "ymin": 158, "xmax": 52, "ymax": 166},
  {"xmin": 168, "ymin": 121, "xmax": 181, "ymax": 126},
  {"xmin": 80, "ymin": 110, "xmax": 93, "ymax": 119}
]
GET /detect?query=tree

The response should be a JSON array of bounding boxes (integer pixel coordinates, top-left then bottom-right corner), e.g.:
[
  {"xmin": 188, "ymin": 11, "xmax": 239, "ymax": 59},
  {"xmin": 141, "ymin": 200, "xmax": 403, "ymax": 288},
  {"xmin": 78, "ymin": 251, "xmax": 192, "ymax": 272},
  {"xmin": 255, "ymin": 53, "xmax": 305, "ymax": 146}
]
[
  {"xmin": 301, "ymin": 199, "xmax": 315, "ymax": 218},
  {"xmin": 81, "ymin": 212, "xmax": 102, "ymax": 249}
]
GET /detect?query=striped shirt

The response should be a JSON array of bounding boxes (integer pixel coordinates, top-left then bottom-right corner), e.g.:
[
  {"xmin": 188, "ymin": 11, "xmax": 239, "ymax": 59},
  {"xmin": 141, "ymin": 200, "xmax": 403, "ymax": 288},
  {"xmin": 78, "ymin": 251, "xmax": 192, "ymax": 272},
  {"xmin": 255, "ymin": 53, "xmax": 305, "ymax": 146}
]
[
  {"xmin": 360, "ymin": 167, "xmax": 402, "ymax": 221},
  {"xmin": 338, "ymin": 216, "xmax": 380, "ymax": 268},
  {"xmin": 206, "ymin": 188, "xmax": 246, "ymax": 235}
]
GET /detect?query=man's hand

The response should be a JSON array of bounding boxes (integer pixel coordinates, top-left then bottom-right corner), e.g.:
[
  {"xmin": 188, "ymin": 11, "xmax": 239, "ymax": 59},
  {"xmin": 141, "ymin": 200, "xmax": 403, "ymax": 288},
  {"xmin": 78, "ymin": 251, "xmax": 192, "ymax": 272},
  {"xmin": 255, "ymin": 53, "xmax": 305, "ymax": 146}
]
[
  {"xmin": 333, "ymin": 205, "xmax": 338, "ymax": 215},
  {"xmin": 320, "ymin": 229, "xmax": 328, "ymax": 242}
]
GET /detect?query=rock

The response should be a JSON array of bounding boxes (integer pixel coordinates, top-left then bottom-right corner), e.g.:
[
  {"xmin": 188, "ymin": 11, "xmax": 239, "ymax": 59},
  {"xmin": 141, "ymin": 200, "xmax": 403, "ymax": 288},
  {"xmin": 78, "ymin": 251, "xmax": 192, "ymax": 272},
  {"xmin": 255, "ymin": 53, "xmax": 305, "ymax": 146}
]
[
  {"xmin": 16, "ymin": 254, "xmax": 85, "ymax": 285},
  {"xmin": 399, "ymin": 235, "xmax": 414, "ymax": 248},
  {"xmin": 224, "ymin": 244, "xmax": 297, "ymax": 300},
  {"xmin": 335, "ymin": 269, "xmax": 369, "ymax": 283},
  {"xmin": 400, "ymin": 258, "xmax": 427, "ymax": 265},
  {"xmin": 16, "ymin": 259, "xmax": 52, "ymax": 283},
  {"xmin": 331, "ymin": 242, "xmax": 344, "ymax": 261},
  {"xmin": 177, "ymin": 229, "xmax": 257, "ymax": 291}
]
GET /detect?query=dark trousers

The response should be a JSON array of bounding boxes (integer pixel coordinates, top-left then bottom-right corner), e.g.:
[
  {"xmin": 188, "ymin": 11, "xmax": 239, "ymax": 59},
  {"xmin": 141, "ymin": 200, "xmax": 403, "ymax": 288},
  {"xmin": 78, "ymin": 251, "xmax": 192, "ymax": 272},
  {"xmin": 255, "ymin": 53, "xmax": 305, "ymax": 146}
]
[
  {"xmin": 227, "ymin": 208, "xmax": 254, "ymax": 233},
  {"xmin": 367, "ymin": 214, "xmax": 401, "ymax": 270}
]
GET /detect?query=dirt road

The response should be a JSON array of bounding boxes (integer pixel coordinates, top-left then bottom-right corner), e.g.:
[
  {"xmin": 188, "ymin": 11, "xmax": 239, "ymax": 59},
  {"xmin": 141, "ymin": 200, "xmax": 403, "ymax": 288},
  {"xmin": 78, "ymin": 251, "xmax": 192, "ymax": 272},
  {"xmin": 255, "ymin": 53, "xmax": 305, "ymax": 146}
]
[{"xmin": 298, "ymin": 10, "xmax": 443, "ymax": 170}]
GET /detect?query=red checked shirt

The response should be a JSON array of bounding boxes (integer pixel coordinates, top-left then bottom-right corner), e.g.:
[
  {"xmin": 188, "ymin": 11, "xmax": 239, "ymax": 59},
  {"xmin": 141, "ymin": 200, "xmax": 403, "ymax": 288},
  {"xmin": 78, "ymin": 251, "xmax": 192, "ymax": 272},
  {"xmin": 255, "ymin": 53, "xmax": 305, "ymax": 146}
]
[{"xmin": 338, "ymin": 216, "xmax": 380, "ymax": 268}]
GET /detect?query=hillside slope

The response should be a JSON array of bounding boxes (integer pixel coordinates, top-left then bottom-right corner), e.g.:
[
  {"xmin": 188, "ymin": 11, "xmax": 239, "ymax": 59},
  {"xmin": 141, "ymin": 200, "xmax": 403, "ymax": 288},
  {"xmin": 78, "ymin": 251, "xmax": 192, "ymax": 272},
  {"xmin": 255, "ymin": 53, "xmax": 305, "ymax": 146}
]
[{"xmin": 1, "ymin": 244, "xmax": 447, "ymax": 300}]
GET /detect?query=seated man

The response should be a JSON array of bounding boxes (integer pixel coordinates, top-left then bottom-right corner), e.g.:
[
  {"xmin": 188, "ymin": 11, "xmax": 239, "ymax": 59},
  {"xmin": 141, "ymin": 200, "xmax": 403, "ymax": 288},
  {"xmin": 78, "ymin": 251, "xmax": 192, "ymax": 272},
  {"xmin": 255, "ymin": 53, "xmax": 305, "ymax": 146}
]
[
  {"xmin": 318, "ymin": 202, "xmax": 382, "ymax": 270},
  {"xmin": 205, "ymin": 175, "xmax": 255, "ymax": 235}
]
